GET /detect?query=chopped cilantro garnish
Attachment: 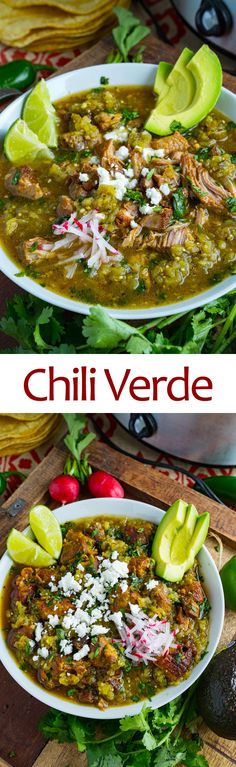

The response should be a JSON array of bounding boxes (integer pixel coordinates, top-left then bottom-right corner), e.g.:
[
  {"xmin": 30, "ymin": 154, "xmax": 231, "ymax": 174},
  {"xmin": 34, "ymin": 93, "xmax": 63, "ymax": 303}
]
[
  {"xmin": 136, "ymin": 279, "xmax": 146, "ymax": 293},
  {"xmin": 11, "ymin": 169, "xmax": 21, "ymax": 185},
  {"xmin": 169, "ymin": 120, "xmax": 185, "ymax": 133},
  {"xmin": 29, "ymin": 241, "xmax": 39, "ymax": 252},
  {"xmin": 200, "ymin": 597, "xmax": 211, "ymax": 618},
  {"xmin": 125, "ymin": 189, "xmax": 144, "ymax": 203},
  {"xmin": 0, "ymin": 199, "xmax": 5, "ymax": 211},
  {"xmin": 172, "ymin": 188, "xmax": 187, "ymax": 220},
  {"xmin": 228, "ymin": 120, "xmax": 236, "ymax": 129},
  {"xmin": 146, "ymin": 168, "xmax": 155, "ymax": 180},
  {"xmin": 194, "ymin": 147, "xmax": 210, "ymax": 161},
  {"xmin": 100, "ymin": 75, "xmax": 109, "ymax": 85},
  {"xmin": 226, "ymin": 197, "xmax": 236, "ymax": 212},
  {"xmin": 122, "ymin": 108, "xmax": 140, "ymax": 124}
]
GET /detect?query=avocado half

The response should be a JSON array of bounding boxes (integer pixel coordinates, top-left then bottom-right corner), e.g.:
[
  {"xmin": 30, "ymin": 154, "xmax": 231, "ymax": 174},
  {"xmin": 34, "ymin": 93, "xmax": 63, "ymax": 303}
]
[
  {"xmin": 146, "ymin": 44, "xmax": 222, "ymax": 136},
  {"xmin": 152, "ymin": 499, "xmax": 210, "ymax": 582},
  {"xmin": 197, "ymin": 642, "xmax": 236, "ymax": 740}
]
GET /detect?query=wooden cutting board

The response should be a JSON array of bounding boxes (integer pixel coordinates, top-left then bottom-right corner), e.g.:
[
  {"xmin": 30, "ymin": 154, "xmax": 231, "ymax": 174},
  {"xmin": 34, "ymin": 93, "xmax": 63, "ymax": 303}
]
[{"xmin": 0, "ymin": 438, "xmax": 235, "ymax": 767}]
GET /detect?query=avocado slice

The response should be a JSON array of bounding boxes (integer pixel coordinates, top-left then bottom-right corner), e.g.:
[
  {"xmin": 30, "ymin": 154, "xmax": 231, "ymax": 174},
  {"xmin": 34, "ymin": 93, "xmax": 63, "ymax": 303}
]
[
  {"xmin": 154, "ymin": 61, "xmax": 173, "ymax": 95},
  {"xmin": 145, "ymin": 44, "xmax": 222, "ymax": 136},
  {"xmin": 156, "ymin": 48, "xmax": 194, "ymax": 111},
  {"xmin": 197, "ymin": 642, "xmax": 236, "ymax": 739},
  {"xmin": 152, "ymin": 499, "xmax": 210, "ymax": 582}
]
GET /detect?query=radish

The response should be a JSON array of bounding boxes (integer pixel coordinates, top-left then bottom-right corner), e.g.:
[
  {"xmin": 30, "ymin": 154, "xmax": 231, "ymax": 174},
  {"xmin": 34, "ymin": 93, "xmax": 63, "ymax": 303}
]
[
  {"xmin": 49, "ymin": 474, "xmax": 80, "ymax": 505},
  {"xmin": 88, "ymin": 471, "xmax": 124, "ymax": 499}
]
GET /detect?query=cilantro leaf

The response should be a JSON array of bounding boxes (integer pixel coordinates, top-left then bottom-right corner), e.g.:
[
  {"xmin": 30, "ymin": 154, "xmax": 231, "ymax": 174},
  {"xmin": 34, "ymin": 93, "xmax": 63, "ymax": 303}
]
[
  {"xmin": 120, "ymin": 707, "xmax": 151, "ymax": 733},
  {"xmin": 111, "ymin": 7, "xmax": 149, "ymax": 63},
  {"xmin": 172, "ymin": 189, "xmax": 187, "ymax": 220},
  {"xmin": 87, "ymin": 742, "xmax": 123, "ymax": 767},
  {"xmin": 63, "ymin": 414, "xmax": 96, "ymax": 484},
  {"xmin": 82, "ymin": 306, "xmax": 139, "ymax": 350},
  {"xmin": 226, "ymin": 197, "xmax": 236, "ymax": 213}
]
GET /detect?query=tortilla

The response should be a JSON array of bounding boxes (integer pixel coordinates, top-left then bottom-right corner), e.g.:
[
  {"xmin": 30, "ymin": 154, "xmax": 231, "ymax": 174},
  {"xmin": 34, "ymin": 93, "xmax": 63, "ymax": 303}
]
[
  {"xmin": 0, "ymin": 0, "xmax": 129, "ymax": 49},
  {"xmin": 0, "ymin": 413, "xmax": 62, "ymax": 455},
  {"xmin": 2, "ymin": 0, "xmax": 120, "ymax": 12}
]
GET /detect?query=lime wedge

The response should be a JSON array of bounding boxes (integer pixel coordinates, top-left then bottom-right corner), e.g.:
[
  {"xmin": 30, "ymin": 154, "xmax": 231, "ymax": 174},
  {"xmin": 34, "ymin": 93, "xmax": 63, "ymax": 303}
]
[
  {"xmin": 29, "ymin": 504, "xmax": 62, "ymax": 559},
  {"xmin": 23, "ymin": 79, "xmax": 58, "ymax": 148},
  {"xmin": 7, "ymin": 528, "xmax": 55, "ymax": 566},
  {"xmin": 4, "ymin": 118, "xmax": 53, "ymax": 163}
]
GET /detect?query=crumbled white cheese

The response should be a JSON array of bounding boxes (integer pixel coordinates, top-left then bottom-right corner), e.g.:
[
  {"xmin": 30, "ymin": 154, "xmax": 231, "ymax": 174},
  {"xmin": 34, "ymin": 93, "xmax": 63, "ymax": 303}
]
[
  {"xmin": 35, "ymin": 622, "xmax": 44, "ymax": 643},
  {"xmin": 75, "ymin": 622, "xmax": 89, "ymax": 639},
  {"xmin": 98, "ymin": 167, "xmax": 127, "ymax": 201},
  {"xmin": 146, "ymin": 580, "xmax": 159, "ymax": 591},
  {"xmin": 116, "ymin": 145, "xmax": 129, "ymax": 161},
  {"xmin": 129, "ymin": 603, "xmax": 141, "ymax": 616},
  {"xmin": 159, "ymin": 183, "xmax": 170, "ymax": 196},
  {"xmin": 124, "ymin": 167, "xmax": 134, "ymax": 178},
  {"xmin": 139, "ymin": 203, "xmax": 155, "ymax": 215},
  {"xmin": 110, "ymin": 611, "xmax": 123, "ymax": 629},
  {"xmin": 128, "ymin": 179, "xmax": 138, "ymax": 189},
  {"xmin": 90, "ymin": 625, "xmax": 109, "ymax": 636},
  {"xmin": 48, "ymin": 614, "xmax": 59, "ymax": 628},
  {"xmin": 90, "ymin": 155, "xmax": 99, "ymax": 164},
  {"xmin": 141, "ymin": 167, "xmax": 149, "ymax": 177},
  {"xmin": 37, "ymin": 647, "xmax": 49, "ymax": 659},
  {"xmin": 77, "ymin": 563, "xmax": 84, "ymax": 572},
  {"xmin": 120, "ymin": 580, "xmax": 128, "ymax": 592},
  {"xmin": 58, "ymin": 572, "xmax": 81, "ymax": 596},
  {"xmin": 60, "ymin": 639, "xmax": 73, "ymax": 656},
  {"xmin": 114, "ymin": 171, "xmax": 129, "ymax": 200},
  {"xmin": 130, "ymin": 220, "xmax": 138, "ymax": 229},
  {"xmin": 79, "ymin": 172, "xmax": 89, "ymax": 182},
  {"xmin": 111, "ymin": 551, "xmax": 118, "ymax": 560},
  {"xmin": 104, "ymin": 126, "xmax": 128, "ymax": 142},
  {"xmin": 146, "ymin": 187, "xmax": 162, "ymax": 206},
  {"xmin": 90, "ymin": 607, "xmax": 103, "ymax": 621},
  {"xmin": 32, "ymin": 655, "xmax": 39, "ymax": 662},
  {"xmin": 142, "ymin": 147, "xmax": 165, "ymax": 161},
  {"xmin": 49, "ymin": 580, "xmax": 57, "ymax": 593},
  {"xmin": 73, "ymin": 644, "xmax": 90, "ymax": 661},
  {"xmin": 28, "ymin": 639, "xmax": 35, "ymax": 649}
]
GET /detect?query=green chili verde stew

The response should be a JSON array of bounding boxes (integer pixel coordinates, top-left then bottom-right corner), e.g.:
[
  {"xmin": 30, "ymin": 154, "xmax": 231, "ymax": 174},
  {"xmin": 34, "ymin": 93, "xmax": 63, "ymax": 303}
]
[
  {"xmin": 2, "ymin": 516, "xmax": 209, "ymax": 710},
  {"xmin": 0, "ymin": 85, "xmax": 236, "ymax": 308}
]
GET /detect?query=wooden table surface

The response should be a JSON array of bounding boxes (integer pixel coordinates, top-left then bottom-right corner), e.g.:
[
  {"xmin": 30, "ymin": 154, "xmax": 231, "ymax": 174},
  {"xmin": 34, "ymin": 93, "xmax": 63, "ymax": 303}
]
[{"xmin": 1, "ymin": 30, "xmax": 236, "ymax": 348}]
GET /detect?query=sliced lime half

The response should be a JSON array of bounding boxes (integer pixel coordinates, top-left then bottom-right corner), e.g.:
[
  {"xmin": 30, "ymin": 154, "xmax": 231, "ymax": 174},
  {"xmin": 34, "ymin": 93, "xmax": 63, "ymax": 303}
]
[{"xmin": 23, "ymin": 79, "xmax": 58, "ymax": 148}]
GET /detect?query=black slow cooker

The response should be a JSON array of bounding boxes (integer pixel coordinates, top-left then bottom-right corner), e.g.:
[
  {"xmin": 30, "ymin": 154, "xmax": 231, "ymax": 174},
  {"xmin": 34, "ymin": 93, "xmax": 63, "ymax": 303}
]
[{"xmin": 171, "ymin": 1, "xmax": 236, "ymax": 58}]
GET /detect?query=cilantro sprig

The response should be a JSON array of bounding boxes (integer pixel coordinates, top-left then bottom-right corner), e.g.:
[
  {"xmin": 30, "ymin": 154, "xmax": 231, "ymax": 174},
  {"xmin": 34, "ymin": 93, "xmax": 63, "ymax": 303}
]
[
  {"xmin": 0, "ymin": 291, "xmax": 236, "ymax": 354},
  {"xmin": 39, "ymin": 687, "xmax": 209, "ymax": 767},
  {"xmin": 106, "ymin": 7, "xmax": 149, "ymax": 64},
  {"xmin": 63, "ymin": 414, "xmax": 96, "ymax": 484}
]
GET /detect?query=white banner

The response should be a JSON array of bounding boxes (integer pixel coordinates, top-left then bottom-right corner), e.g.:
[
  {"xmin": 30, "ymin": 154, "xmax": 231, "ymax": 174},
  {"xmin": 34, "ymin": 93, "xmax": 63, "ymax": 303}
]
[{"xmin": 0, "ymin": 354, "xmax": 234, "ymax": 413}]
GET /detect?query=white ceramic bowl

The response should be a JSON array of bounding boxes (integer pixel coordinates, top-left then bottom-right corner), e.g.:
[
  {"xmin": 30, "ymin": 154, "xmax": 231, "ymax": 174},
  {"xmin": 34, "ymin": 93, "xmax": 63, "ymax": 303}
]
[
  {"xmin": 0, "ymin": 497, "xmax": 224, "ymax": 719},
  {"xmin": 0, "ymin": 63, "xmax": 236, "ymax": 319}
]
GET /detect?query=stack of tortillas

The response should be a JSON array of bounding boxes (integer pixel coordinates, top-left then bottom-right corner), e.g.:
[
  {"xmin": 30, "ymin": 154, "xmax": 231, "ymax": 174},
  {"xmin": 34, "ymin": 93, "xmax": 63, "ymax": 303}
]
[
  {"xmin": 0, "ymin": 0, "xmax": 130, "ymax": 51},
  {"xmin": 0, "ymin": 413, "xmax": 62, "ymax": 455}
]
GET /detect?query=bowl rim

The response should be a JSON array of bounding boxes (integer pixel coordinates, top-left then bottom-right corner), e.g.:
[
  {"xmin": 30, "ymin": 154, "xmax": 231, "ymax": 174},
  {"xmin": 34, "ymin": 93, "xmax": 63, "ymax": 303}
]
[
  {"xmin": 0, "ymin": 496, "xmax": 225, "ymax": 719},
  {"xmin": 0, "ymin": 61, "xmax": 235, "ymax": 320}
]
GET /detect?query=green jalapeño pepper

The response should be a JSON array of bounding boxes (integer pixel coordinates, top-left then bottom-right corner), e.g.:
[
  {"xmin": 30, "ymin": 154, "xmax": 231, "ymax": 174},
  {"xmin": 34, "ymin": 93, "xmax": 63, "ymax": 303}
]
[
  {"xmin": 220, "ymin": 555, "xmax": 236, "ymax": 611},
  {"xmin": 0, "ymin": 60, "xmax": 55, "ymax": 91}
]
